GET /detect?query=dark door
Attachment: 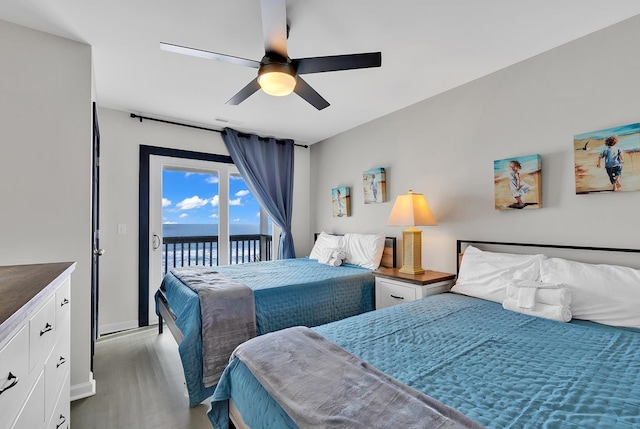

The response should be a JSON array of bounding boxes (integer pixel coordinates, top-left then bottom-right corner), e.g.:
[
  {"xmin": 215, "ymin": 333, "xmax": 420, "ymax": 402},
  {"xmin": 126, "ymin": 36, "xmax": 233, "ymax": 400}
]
[{"xmin": 90, "ymin": 102, "xmax": 103, "ymax": 368}]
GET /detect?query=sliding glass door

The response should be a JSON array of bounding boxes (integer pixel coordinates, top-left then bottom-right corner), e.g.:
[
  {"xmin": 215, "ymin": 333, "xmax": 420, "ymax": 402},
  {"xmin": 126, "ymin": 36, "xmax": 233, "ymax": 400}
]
[{"xmin": 148, "ymin": 154, "xmax": 272, "ymax": 325}]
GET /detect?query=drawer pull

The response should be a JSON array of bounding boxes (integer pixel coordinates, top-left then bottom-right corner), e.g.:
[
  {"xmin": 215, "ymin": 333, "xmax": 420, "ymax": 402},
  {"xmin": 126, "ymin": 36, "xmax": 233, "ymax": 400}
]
[
  {"xmin": 0, "ymin": 372, "xmax": 18, "ymax": 395},
  {"xmin": 56, "ymin": 414, "xmax": 67, "ymax": 429},
  {"xmin": 56, "ymin": 356, "xmax": 67, "ymax": 368},
  {"xmin": 40, "ymin": 322, "xmax": 53, "ymax": 336},
  {"xmin": 61, "ymin": 298, "xmax": 70, "ymax": 307},
  {"xmin": 390, "ymin": 294, "xmax": 405, "ymax": 300}
]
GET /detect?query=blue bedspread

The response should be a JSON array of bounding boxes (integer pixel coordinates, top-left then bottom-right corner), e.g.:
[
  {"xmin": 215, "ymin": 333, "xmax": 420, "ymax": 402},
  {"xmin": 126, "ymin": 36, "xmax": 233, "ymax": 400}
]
[
  {"xmin": 210, "ymin": 293, "xmax": 640, "ymax": 428},
  {"xmin": 156, "ymin": 258, "xmax": 374, "ymax": 406}
]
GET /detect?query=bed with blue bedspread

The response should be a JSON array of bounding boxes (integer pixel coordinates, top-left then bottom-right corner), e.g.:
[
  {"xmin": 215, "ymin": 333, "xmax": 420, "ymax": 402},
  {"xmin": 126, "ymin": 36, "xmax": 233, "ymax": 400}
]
[
  {"xmin": 208, "ymin": 240, "xmax": 640, "ymax": 428},
  {"xmin": 156, "ymin": 257, "xmax": 380, "ymax": 406},
  {"xmin": 210, "ymin": 293, "xmax": 640, "ymax": 428}
]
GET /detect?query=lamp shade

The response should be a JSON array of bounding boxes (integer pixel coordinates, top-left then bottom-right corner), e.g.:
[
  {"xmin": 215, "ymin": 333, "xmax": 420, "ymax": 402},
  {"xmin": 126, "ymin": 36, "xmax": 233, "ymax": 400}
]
[{"xmin": 387, "ymin": 190, "xmax": 437, "ymax": 227}]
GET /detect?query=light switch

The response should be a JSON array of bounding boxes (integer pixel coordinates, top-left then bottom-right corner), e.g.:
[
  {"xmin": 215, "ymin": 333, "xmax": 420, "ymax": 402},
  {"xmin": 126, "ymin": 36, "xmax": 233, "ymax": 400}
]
[{"xmin": 118, "ymin": 224, "xmax": 127, "ymax": 235}]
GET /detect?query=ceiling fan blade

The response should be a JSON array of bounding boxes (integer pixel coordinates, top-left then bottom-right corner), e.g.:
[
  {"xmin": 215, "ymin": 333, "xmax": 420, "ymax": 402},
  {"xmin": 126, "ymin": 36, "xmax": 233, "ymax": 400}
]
[
  {"xmin": 226, "ymin": 78, "xmax": 261, "ymax": 105},
  {"xmin": 293, "ymin": 52, "xmax": 382, "ymax": 74},
  {"xmin": 260, "ymin": 0, "xmax": 288, "ymax": 57},
  {"xmin": 294, "ymin": 77, "xmax": 330, "ymax": 110},
  {"xmin": 160, "ymin": 42, "xmax": 261, "ymax": 69}
]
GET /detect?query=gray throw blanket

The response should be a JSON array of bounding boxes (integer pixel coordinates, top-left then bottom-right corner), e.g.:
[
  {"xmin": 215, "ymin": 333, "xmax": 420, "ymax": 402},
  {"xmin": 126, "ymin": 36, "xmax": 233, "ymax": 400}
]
[
  {"xmin": 232, "ymin": 326, "xmax": 484, "ymax": 429},
  {"xmin": 171, "ymin": 267, "xmax": 256, "ymax": 387}
]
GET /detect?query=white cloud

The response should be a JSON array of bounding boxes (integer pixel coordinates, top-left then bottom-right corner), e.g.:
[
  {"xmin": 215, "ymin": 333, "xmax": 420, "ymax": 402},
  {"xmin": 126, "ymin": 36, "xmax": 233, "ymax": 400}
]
[
  {"xmin": 163, "ymin": 221, "xmax": 177, "ymax": 224},
  {"xmin": 177, "ymin": 195, "xmax": 209, "ymax": 210},
  {"xmin": 255, "ymin": 212, "xmax": 260, "ymax": 217},
  {"xmin": 229, "ymin": 197, "xmax": 242, "ymax": 206},
  {"xmin": 162, "ymin": 198, "xmax": 171, "ymax": 207},
  {"xmin": 206, "ymin": 176, "xmax": 219, "ymax": 184},
  {"xmin": 210, "ymin": 195, "xmax": 219, "ymax": 207},
  {"xmin": 235, "ymin": 190, "xmax": 250, "ymax": 197},
  {"xmin": 179, "ymin": 213, "xmax": 188, "ymax": 218},
  {"xmin": 233, "ymin": 218, "xmax": 240, "ymax": 222},
  {"xmin": 210, "ymin": 213, "xmax": 219, "ymax": 219}
]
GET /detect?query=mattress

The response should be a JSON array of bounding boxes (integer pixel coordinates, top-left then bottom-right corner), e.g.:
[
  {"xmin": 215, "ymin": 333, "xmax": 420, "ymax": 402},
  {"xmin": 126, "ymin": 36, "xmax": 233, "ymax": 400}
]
[
  {"xmin": 209, "ymin": 293, "xmax": 640, "ymax": 428},
  {"xmin": 157, "ymin": 257, "xmax": 375, "ymax": 406}
]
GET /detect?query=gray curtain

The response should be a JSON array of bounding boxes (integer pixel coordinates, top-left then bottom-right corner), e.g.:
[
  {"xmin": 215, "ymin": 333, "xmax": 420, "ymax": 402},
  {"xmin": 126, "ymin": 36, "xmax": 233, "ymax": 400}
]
[{"xmin": 221, "ymin": 128, "xmax": 296, "ymax": 259}]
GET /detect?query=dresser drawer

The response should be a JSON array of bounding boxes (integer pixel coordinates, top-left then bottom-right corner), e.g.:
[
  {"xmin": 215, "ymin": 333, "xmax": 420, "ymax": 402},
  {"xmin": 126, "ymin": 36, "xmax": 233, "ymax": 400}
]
[
  {"xmin": 0, "ymin": 326, "xmax": 30, "ymax": 429},
  {"xmin": 422, "ymin": 280, "xmax": 453, "ymax": 296},
  {"xmin": 46, "ymin": 373, "xmax": 69, "ymax": 429},
  {"xmin": 29, "ymin": 297, "xmax": 56, "ymax": 373},
  {"xmin": 44, "ymin": 316, "xmax": 69, "ymax": 421},
  {"xmin": 377, "ymin": 279, "xmax": 417, "ymax": 308},
  {"xmin": 10, "ymin": 370, "xmax": 45, "ymax": 429},
  {"xmin": 55, "ymin": 279, "xmax": 71, "ymax": 329}
]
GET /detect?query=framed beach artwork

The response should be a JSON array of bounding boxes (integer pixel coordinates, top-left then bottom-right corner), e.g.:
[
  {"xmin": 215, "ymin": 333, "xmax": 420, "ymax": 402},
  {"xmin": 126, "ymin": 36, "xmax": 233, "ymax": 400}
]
[
  {"xmin": 332, "ymin": 187, "xmax": 351, "ymax": 217},
  {"xmin": 574, "ymin": 123, "xmax": 640, "ymax": 194},
  {"xmin": 494, "ymin": 154, "xmax": 542, "ymax": 210},
  {"xmin": 363, "ymin": 168, "xmax": 386, "ymax": 204}
]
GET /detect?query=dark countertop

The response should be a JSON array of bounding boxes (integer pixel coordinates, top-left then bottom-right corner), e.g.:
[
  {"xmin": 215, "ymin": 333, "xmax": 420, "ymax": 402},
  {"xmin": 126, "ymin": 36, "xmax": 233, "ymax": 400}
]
[{"xmin": 0, "ymin": 262, "xmax": 76, "ymax": 344}]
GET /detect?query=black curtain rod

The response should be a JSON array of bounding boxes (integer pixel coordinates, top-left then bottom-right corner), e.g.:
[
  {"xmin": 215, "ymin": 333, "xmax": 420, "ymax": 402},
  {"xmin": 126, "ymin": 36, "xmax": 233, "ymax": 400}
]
[{"xmin": 129, "ymin": 113, "xmax": 308, "ymax": 148}]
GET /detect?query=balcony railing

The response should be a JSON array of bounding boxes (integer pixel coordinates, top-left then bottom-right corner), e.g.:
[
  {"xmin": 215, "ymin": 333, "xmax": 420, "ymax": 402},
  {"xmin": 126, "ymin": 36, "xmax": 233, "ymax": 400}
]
[{"xmin": 162, "ymin": 234, "xmax": 273, "ymax": 276}]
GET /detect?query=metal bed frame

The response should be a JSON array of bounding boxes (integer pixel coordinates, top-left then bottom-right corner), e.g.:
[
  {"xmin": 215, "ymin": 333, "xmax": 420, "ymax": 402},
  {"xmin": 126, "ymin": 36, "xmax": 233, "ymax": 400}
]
[{"xmin": 456, "ymin": 239, "xmax": 640, "ymax": 273}]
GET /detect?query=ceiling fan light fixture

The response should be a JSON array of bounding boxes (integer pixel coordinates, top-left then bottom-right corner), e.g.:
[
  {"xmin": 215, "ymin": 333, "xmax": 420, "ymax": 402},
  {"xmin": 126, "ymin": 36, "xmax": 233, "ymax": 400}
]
[{"xmin": 257, "ymin": 63, "xmax": 297, "ymax": 96}]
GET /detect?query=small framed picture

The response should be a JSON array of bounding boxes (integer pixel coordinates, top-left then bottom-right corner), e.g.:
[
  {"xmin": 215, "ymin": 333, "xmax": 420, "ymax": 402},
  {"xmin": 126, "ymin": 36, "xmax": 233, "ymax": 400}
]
[
  {"xmin": 332, "ymin": 187, "xmax": 350, "ymax": 217},
  {"xmin": 494, "ymin": 154, "xmax": 542, "ymax": 210},
  {"xmin": 363, "ymin": 168, "xmax": 386, "ymax": 204},
  {"xmin": 574, "ymin": 123, "xmax": 640, "ymax": 194}
]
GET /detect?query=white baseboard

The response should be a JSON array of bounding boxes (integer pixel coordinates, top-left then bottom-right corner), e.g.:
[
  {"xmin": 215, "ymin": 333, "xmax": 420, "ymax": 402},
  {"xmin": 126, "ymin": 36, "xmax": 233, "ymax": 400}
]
[
  {"xmin": 71, "ymin": 372, "xmax": 96, "ymax": 401},
  {"xmin": 99, "ymin": 320, "xmax": 139, "ymax": 336}
]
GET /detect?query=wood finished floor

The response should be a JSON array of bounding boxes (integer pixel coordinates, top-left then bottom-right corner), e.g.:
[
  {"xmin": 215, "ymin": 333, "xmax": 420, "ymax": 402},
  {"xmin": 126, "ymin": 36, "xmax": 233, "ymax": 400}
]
[{"xmin": 70, "ymin": 326, "xmax": 213, "ymax": 429}]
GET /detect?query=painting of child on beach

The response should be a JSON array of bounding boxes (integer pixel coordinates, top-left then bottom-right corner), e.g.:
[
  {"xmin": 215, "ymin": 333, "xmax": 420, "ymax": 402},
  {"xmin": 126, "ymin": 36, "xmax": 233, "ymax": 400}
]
[
  {"xmin": 494, "ymin": 154, "xmax": 542, "ymax": 210},
  {"xmin": 574, "ymin": 123, "xmax": 640, "ymax": 194},
  {"xmin": 332, "ymin": 187, "xmax": 350, "ymax": 217},
  {"xmin": 363, "ymin": 168, "xmax": 386, "ymax": 204}
]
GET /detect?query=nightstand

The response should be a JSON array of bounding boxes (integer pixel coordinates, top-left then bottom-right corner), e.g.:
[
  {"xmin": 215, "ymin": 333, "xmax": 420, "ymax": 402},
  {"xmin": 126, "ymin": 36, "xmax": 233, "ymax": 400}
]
[{"xmin": 373, "ymin": 268, "xmax": 456, "ymax": 310}]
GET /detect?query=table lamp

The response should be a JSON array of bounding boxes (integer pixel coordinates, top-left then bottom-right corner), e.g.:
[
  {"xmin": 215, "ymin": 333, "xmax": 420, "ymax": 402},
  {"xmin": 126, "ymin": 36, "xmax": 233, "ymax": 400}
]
[{"xmin": 386, "ymin": 190, "xmax": 437, "ymax": 274}]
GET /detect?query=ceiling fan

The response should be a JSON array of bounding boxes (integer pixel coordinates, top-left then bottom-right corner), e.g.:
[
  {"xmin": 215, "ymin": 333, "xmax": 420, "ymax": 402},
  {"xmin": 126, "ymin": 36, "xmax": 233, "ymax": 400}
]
[{"xmin": 160, "ymin": 0, "xmax": 382, "ymax": 110}]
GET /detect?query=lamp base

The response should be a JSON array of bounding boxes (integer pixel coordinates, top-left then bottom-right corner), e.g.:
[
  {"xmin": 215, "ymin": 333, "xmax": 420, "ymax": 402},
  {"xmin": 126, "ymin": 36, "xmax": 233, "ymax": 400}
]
[
  {"xmin": 399, "ymin": 227, "xmax": 424, "ymax": 275},
  {"xmin": 399, "ymin": 265, "xmax": 425, "ymax": 275}
]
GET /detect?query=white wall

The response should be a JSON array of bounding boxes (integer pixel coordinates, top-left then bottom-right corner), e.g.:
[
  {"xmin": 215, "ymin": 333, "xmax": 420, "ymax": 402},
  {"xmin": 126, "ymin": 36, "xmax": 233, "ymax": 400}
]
[
  {"xmin": 97, "ymin": 108, "xmax": 311, "ymax": 333},
  {"xmin": 311, "ymin": 15, "xmax": 640, "ymax": 274},
  {"xmin": 0, "ymin": 20, "xmax": 94, "ymax": 398}
]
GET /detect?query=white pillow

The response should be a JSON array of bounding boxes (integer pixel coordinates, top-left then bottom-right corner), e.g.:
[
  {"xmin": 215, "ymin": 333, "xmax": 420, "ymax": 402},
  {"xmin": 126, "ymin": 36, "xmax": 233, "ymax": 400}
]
[
  {"xmin": 343, "ymin": 233, "xmax": 386, "ymax": 270},
  {"xmin": 309, "ymin": 232, "xmax": 344, "ymax": 260},
  {"xmin": 450, "ymin": 245, "xmax": 546, "ymax": 303},
  {"xmin": 540, "ymin": 257, "xmax": 640, "ymax": 328}
]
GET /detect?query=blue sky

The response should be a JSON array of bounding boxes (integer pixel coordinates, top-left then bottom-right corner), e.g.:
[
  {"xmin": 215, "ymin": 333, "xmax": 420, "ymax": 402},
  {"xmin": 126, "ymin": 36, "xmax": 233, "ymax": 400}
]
[{"xmin": 161, "ymin": 170, "xmax": 261, "ymax": 225}]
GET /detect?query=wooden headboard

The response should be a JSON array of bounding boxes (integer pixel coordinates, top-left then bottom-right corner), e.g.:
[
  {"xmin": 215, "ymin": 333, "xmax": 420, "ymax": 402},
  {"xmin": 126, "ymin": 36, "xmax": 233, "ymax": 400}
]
[
  {"xmin": 314, "ymin": 233, "xmax": 397, "ymax": 268},
  {"xmin": 456, "ymin": 239, "xmax": 640, "ymax": 274},
  {"xmin": 379, "ymin": 237, "xmax": 397, "ymax": 268}
]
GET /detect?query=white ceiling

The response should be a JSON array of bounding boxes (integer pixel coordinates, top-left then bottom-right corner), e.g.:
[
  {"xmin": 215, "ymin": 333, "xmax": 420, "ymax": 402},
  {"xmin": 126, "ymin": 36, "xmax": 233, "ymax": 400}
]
[{"xmin": 2, "ymin": 1, "xmax": 640, "ymax": 145}]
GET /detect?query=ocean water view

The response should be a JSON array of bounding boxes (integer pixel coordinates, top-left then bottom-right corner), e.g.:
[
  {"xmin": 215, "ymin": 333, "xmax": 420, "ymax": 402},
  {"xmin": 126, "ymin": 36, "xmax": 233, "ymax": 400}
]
[
  {"xmin": 161, "ymin": 168, "xmax": 273, "ymax": 272},
  {"xmin": 163, "ymin": 223, "xmax": 265, "ymax": 237},
  {"xmin": 161, "ymin": 223, "xmax": 272, "ymax": 275}
]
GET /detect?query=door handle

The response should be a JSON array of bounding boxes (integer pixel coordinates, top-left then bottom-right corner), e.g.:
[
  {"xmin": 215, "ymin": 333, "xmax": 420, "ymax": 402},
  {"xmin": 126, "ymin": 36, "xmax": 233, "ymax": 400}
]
[
  {"xmin": 94, "ymin": 248, "xmax": 105, "ymax": 256},
  {"xmin": 152, "ymin": 234, "xmax": 161, "ymax": 250}
]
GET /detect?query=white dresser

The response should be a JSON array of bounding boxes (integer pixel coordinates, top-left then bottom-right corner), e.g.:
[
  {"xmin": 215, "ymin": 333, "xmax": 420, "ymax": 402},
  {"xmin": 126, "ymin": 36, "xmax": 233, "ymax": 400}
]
[{"xmin": 0, "ymin": 262, "xmax": 75, "ymax": 429}]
